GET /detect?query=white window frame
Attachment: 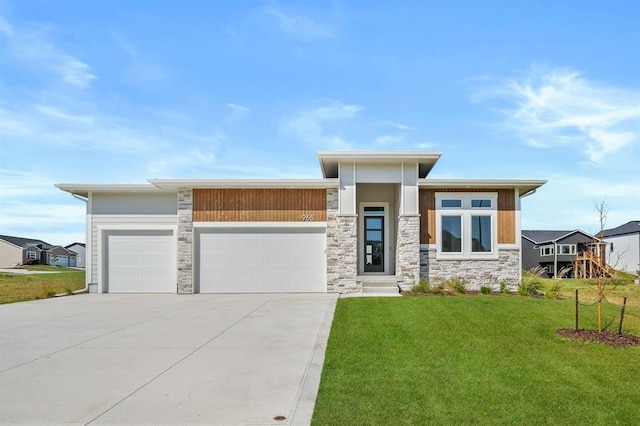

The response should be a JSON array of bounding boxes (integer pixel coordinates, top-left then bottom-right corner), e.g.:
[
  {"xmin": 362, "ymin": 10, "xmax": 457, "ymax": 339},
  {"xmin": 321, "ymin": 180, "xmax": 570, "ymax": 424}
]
[
  {"xmin": 26, "ymin": 251, "xmax": 37, "ymax": 260},
  {"xmin": 557, "ymin": 244, "xmax": 576, "ymax": 255},
  {"xmin": 435, "ymin": 192, "xmax": 498, "ymax": 260},
  {"xmin": 540, "ymin": 245, "xmax": 555, "ymax": 256}
]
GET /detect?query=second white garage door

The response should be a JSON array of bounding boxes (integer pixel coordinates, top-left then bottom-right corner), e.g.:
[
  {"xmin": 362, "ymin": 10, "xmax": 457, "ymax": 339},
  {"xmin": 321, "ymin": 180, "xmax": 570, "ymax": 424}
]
[{"xmin": 197, "ymin": 227, "xmax": 326, "ymax": 293}]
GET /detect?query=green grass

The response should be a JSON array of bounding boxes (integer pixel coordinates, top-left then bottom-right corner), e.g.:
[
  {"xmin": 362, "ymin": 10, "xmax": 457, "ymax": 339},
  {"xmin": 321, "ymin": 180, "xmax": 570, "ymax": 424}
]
[
  {"xmin": 0, "ymin": 266, "xmax": 85, "ymax": 304},
  {"xmin": 313, "ymin": 296, "xmax": 640, "ymax": 425}
]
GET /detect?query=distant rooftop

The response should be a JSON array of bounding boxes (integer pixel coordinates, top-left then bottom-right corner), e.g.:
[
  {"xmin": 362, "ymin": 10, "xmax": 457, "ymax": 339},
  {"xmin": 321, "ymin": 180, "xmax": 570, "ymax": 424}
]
[
  {"xmin": 604, "ymin": 221, "xmax": 640, "ymax": 237},
  {"xmin": 522, "ymin": 230, "xmax": 595, "ymax": 244},
  {"xmin": 0, "ymin": 235, "xmax": 53, "ymax": 250}
]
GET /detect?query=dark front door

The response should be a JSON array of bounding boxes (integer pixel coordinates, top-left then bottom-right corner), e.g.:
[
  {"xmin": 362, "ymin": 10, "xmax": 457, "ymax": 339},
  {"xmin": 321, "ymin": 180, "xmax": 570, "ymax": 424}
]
[{"xmin": 364, "ymin": 214, "xmax": 384, "ymax": 272}]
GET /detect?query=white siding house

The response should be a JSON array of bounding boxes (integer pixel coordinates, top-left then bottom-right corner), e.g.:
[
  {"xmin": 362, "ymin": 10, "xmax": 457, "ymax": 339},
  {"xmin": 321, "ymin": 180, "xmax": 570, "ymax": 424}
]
[{"xmin": 56, "ymin": 151, "xmax": 546, "ymax": 294}]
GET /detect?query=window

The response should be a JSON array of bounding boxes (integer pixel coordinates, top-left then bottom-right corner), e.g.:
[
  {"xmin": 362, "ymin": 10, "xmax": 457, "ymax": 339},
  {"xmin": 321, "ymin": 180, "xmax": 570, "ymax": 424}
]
[
  {"xmin": 558, "ymin": 244, "xmax": 576, "ymax": 255},
  {"xmin": 442, "ymin": 216, "xmax": 462, "ymax": 252},
  {"xmin": 435, "ymin": 193, "xmax": 498, "ymax": 259},
  {"xmin": 546, "ymin": 264, "xmax": 554, "ymax": 275},
  {"xmin": 471, "ymin": 199, "xmax": 492, "ymax": 208},
  {"xmin": 26, "ymin": 251, "xmax": 37, "ymax": 260},
  {"xmin": 441, "ymin": 199, "xmax": 462, "ymax": 208},
  {"xmin": 471, "ymin": 215, "xmax": 492, "ymax": 252},
  {"xmin": 540, "ymin": 245, "xmax": 554, "ymax": 256}
]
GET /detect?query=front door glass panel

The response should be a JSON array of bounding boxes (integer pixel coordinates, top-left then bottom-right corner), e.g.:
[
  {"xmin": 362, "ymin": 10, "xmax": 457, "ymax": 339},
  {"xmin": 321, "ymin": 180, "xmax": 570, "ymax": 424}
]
[{"xmin": 364, "ymin": 208, "xmax": 384, "ymax": 272}]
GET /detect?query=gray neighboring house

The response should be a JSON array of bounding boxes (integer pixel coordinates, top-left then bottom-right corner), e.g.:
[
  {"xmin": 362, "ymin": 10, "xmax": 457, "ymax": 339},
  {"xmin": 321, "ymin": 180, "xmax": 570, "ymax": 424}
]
[
  {"xmin": 522, "ymin": 230, "xmax": 597, "ymax": 278},
  {"xmin": 66, "ymin": 243, "xmax": 86, "ymax": 268},
  {"xmin": 604, "ymin": 221, "xmax": 640, "ymax": 274},
  {"xmin": 0, "ymin": 235, "xmax": 78, "ymax": 268}
]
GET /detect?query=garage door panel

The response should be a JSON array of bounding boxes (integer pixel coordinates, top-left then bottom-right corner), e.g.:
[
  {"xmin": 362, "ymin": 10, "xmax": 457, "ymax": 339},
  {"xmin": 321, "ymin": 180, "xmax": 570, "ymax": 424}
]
[
  {"xmin": 106, "ymin": 231, "xmax": 175, "ymax": 293},
  {"xmin": 197, "ymin": 228, "xmax": 326, "ymax": 293}
]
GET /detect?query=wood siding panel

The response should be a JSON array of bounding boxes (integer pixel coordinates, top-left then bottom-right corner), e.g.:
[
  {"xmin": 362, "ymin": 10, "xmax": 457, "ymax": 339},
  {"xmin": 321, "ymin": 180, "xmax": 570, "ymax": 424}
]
[
  {"xmin": 419, "ymin": 188, "xmax": 516, "ymax": 245},
  {"xmin": 497, "ymin": 189, "xmax": 516, "ymax": 244},
  {"xmin": 419, "ymin": 189, "xmax": 436, "ymax": 244},
  {"xmin": 193, "ymin": 189, "xmax": 327, "ymax": 222}
]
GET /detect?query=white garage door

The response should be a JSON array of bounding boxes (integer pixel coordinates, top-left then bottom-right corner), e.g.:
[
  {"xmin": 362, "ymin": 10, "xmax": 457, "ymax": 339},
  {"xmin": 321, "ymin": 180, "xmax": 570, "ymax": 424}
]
[
  {"xmin": 197, "ymin": 227, "xmax": 326, "ymax": 293},
  {"xmin": 50, "ymin": 255, "xmax": 69, "ymax": 267},
  {"xmin": 105, "ymin": 231, "xmax": 175, "ymax": 293}
]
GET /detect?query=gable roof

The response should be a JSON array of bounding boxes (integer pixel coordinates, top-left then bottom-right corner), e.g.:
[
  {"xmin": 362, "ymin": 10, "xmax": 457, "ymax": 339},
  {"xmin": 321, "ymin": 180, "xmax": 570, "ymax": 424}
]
[
  {"xmin": 65, "ymin": 242, "xmax": 86, "ymax": 249},
  {"xmin": 604, "ymin": 221, "xmax": 640, "ymax": 237},
  {"xmin": 0, "ymin": 235, "xmax": 54, "ymax": 250},
  {"xmin": 522, "ymin": 230, "xmax": 596, "ymax": 244}
]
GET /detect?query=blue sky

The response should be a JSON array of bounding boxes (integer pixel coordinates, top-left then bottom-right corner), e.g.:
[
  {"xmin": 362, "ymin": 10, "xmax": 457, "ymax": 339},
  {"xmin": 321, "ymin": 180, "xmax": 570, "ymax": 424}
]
[{"xmin": 1, "ymin": 0, "xmax": 639, "ymax": 245}]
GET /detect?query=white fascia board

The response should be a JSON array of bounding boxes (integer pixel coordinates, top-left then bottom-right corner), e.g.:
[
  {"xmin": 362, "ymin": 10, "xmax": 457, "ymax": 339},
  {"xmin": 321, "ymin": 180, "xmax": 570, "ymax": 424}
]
[
  {"xmin": 317, "ymin": 151, "xmax": 442, "ymax": 178},
  {"xmin": 419, "ymin": 179, "xmax": 547, "ymax": 195},
  {"xmin": 148, "ymin": 178, "xmax": 339, "ymax": 189},
  {"xmin": 56, "ymin": 184, "xmax": 167, "ymax": 198}
]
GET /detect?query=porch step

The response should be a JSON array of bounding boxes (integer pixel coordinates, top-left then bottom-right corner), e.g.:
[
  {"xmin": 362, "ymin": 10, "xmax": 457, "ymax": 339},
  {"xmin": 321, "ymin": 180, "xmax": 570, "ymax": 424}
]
[{"xmin": 357, "ymin": 275, "xmax": 401, "ymax": 295}]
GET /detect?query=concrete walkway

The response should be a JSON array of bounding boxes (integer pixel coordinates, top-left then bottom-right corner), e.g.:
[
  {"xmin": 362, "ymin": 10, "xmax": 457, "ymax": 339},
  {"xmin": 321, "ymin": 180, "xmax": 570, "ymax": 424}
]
[
  {"xmin": 0, "ymin": 293, "xmax": 338, "ymax": 425},
  {"xmin": 0, "ymin": 268, "xmax": 61, "ymax": 274}
]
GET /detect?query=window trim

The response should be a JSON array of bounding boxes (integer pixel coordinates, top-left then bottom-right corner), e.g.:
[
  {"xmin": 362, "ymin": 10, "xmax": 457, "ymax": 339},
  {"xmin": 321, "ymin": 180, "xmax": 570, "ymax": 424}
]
[
  {"xmin": 557, "ymin": 244, "xmax": 576, "ymax": 255},
  {"xmin": 26, "ymin": 251, "xmax": 37, "ymax": 260},
  {"xmin": 540, "ymin": 245, "xmax": 555, "ymax": 256},
  {"xmin": 435, "ymin": 192, "xmax": 498, "ymax": 260}
]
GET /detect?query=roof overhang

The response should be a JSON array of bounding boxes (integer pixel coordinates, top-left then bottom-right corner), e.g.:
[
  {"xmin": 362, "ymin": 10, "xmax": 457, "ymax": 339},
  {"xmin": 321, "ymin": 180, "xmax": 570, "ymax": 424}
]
[
  {"xmin": 418, "ymin": 179, "xmax": 547, "ymax": 196},
  {"xmin": 147, "ymin": 178, "xmax": 339, "ymax": 190},
  {"xmin": 55, "ymin": 184, "xmax": 168, "ymax": 198},
  {"xmin": 317, "ymin": 151, "xmax": 443, "ymax": 178}
]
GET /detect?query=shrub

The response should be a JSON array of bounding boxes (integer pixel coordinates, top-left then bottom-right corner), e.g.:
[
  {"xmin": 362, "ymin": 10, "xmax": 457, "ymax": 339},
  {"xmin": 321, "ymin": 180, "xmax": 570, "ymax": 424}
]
[
  {"xmin": 411, "ymin": 281, "xmax": 430, "ymax": 293},
  {"xmin": 500, "ymin": 280, "xmax": 510, "ymax": 294},
  {"xmin": 40, "ymin": 288, "xmax": 57, "ymax": 298},
  {"xmin": 430, "ymin": 282, "xmax": 447, "ymax": 295},
  {"xmin": 446, "ymin": 277, "xmax": 467, "ymax": 294},
  {"xmin": 480, "ymin": 285, "xmax": 492, "ymax": 294},
  {"xmin": 544, "ymin": 281, "xmax": 560, "ymax": 299},
  {"xmin": 518, "ymin": 277, "xmax": 543, "ymax": 296}
]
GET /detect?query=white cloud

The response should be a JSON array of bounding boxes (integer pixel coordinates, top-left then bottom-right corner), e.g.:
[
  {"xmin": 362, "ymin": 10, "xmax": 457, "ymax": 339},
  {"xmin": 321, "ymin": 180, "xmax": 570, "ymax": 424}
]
[
  {"xmin": 0, "ymin": 16, "xmax": 14, "ymax": 36},
  {"xmin": 382, "ymin": 121, "xmax": 418, "ymax": 131},
  {"xmin": 0, "ymin": 14, "xmax": 96, "ymax": 87},
  {"xmin": 375, "ymin": 135, "xmax": 404, "ymax": 146},
  {"xmin": 226, "ymin": 103, "xmax": 251, "ymax": 124},
  {"xmin": 521, "ymin": 173, "xmax": 640, "ymax": 233},
  {"xmin": 475, "ymin": 67, "xmax": 640, "ymax": 163},
  {"xmin": 0, "ymin": 168, "xmax": 86, "ymax": 245},
  {"xmin": 285, "ymin": 100, "xmax": 362, "ymax": 148},
  {"xmin": 264, "ymin": 6, "xmax": 335, "ymax": 39},
  {"xmin": 147, "ymin": 148, "xmax": 216, "ymax": 176},
  {"xmin": 415, "ymin": 142, "xmax": 437, "ymax": 150}
]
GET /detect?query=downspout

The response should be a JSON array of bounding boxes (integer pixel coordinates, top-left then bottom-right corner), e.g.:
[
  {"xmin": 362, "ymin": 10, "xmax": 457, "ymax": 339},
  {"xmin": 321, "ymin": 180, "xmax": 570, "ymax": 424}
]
[{"xmin": 70, "ymin": 193, "xmax": 89, "ymax": 294}]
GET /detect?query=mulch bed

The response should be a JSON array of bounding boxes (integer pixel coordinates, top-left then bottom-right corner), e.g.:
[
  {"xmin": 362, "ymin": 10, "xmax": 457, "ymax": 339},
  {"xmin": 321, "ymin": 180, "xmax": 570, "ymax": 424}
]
[{"xmin": 557, "ymin": 329, "xmax": 640, "ymax": 347}]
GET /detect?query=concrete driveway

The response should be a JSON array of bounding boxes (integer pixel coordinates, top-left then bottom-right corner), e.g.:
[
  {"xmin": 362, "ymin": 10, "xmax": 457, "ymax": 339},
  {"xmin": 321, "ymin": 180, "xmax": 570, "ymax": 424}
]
[{"xmin": 0, "ymin": 293, "xmax": 338, "ymax": 425}]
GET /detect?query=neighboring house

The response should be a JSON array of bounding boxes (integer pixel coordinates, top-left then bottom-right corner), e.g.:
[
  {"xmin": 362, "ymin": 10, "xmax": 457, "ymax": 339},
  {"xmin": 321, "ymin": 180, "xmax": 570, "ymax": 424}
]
[
  {"xmin": 0, "ymin": 235, "xmax": 77, "ymax": 267},
  {"xmin": 66, "ymin": 242, "xmax": 86, "ymax": 268},
  {"xmin": 522, "ymin": 230, "xmax": 602, "ymax": 278},
  {"xmin": 604, "ymin": 221, "xmax": 640, "ymax": 274},
  {"xmin": 57, "ymin": 151, "xmax": 546, "ymax": 294}
]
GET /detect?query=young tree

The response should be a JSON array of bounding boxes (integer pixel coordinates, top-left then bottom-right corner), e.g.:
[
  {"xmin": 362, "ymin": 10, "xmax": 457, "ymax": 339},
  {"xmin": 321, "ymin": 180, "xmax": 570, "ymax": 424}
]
[{"xmin": 591, "ymin": 201, "xmax": 623, "ymax": 333}]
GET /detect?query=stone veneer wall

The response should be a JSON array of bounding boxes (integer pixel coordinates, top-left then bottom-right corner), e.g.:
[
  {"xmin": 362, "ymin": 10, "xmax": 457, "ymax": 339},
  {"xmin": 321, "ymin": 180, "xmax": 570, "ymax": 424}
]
[
  {"xmin": 420, "ymin": 248, "xmax": 520, "ymax": 291},
  {"xmin": 326, "ymin": 188, "xmax": 359, "ymax": 293},
  {"xmin": 177, "ymin": 188, "xmax": 193, "ymax": 294},
  {"xmin": 395, "ymin": 215, "xmax": 421, "ymax": 291}
]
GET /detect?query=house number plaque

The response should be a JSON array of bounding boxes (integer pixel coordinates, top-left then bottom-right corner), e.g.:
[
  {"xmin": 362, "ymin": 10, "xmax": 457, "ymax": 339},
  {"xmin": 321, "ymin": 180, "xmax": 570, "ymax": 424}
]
[{"xmin": 301, "ymin": 215, "xmax": 315, "ymax": 221}]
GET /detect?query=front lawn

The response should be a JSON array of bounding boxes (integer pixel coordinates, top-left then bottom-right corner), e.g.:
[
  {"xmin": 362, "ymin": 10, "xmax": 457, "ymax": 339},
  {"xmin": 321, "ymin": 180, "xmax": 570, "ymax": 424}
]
[
  {"xmin": 313, "ymin": 296, "xmax": 640, "ymax": 425},
  {"xmin": 0, "ymin": 266, "xmax": 85, "ymax": 304}
]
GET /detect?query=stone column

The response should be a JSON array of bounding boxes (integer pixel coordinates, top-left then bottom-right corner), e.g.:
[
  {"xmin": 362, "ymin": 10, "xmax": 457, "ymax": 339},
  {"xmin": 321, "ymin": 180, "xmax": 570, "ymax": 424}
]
[
  {"xmin": 177, "ymin": 188, "xmax": 193, "ymax": 294},
  {"xmin": 326, "ymin": 189, "xmax": 359, "ymax": 293},
  {"xmin": 396, "ymin": 214, "xmax": 420, "ymax": 290}
]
